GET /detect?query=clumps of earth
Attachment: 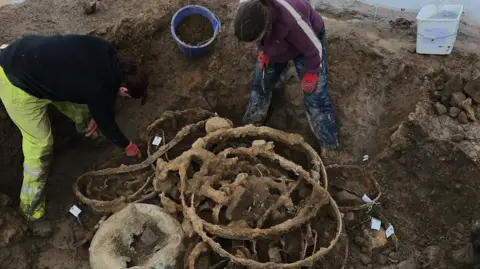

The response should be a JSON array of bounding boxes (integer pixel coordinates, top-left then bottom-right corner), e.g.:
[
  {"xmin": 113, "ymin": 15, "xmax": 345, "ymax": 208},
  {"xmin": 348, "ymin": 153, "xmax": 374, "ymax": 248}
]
[
  {"xmin": 175, "ymin": 14, "xmax": 214, "ymax": 45},
  {"xmin": 432, "ymin": 74, "xmax": 480, "ymax": 125}
]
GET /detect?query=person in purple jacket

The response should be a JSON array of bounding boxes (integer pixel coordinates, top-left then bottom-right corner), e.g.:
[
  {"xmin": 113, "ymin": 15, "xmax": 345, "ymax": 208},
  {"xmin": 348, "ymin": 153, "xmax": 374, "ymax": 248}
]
[{"xmin": 234, "ymin": 0, "xmax": 339, "ymax": 151}]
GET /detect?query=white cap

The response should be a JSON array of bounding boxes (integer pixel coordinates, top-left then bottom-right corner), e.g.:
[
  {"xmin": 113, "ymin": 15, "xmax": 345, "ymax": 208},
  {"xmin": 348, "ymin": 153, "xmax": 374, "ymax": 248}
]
[{"xmin": 0, "ymin": 44, "xmax": 8, "ymax": 50}]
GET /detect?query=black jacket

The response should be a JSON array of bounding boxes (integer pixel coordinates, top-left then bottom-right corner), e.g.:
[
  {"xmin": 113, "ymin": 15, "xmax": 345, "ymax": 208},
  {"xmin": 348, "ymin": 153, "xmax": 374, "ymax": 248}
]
[{"xmin": 0, "ymin": 34, "xmax": 129, "ymax": 148}]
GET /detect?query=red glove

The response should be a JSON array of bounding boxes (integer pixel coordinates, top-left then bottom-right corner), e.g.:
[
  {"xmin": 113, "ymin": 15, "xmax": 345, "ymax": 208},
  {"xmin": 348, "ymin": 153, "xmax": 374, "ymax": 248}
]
[
  {"xmin": 85, "ymin": 119, "xmax": 98, "ymax": 137},
  {"xmin": 301, "ymin": 73, "xmax": 317, "ymax": 93},
  {"xmin": 258, "ymin": 51, "xmax": 270, "ymax": 71},
  {"xmin": 125, "ymin": 141, "xmax": 141, "ymax": 157}
]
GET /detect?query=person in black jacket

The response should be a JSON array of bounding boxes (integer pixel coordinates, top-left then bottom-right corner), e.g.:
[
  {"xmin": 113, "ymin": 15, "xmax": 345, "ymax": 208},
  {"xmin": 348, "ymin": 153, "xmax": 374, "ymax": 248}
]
[{"xmin": 0, "ymin": 34, "xmax": 148, "ymax": 235}]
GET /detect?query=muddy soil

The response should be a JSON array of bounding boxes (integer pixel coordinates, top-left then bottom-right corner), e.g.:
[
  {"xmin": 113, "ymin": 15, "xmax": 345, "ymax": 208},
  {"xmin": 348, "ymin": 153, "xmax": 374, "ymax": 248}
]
[
  {"xmin": 176, "ymin": 14, "xmax": 214, "ymax": 45},
  {"xmin": 0, "ymin": 0, "xmax": 479, "ymax": 268}
]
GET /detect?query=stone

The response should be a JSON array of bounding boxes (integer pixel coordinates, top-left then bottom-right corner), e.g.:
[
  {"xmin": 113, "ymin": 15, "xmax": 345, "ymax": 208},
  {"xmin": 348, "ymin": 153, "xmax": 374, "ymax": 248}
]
[
  {"xmin": 458, "ymin": 112, "xmax": 469, "ymax": 124},
  {"xmin": 450, "ymin": 92, "xmax": 467, "ymax": 107},
  {"xmin": 440, "ymin": 94, "xmax": 450, "ymax": 106},
  {"xmin": 353, "ymin": 236, "xmax": 366, "ymax": 248},
  {"xmin": 449, "ymin": 107, "xmax": 461, "ymax": 118},
  {"xmin": 343, "ymin": 212, "xmax": 355, "ymax": 224},
  {"xmin": 29, "ymin": 219, "xmax": 53, "ymax": 238},
  {"xmin": 451, "ymin": 134, "xmax": 464, "ymax": 142},
  {"xmin": 362, "ymin": 228, "xmax": 388, "ymax": 252},
  {"xmin": 431, "ymin": 91, "xmax": 442, "ymax": 100},
  {"xmin": 378, "ymin": 255, "xmax": 388, "ymax": 265},
  {"xmin": 461, "ymin": 98, "xmax": 476, "ymax": 121},
  {"xmin": 433, "ymin": 102, "xmax": 447, "ymax": 115},
  {"xmin": 397, "ymin": 258, "xmax": 417, "ymax": 269},
  {"xmin": 225, "ymin": 186, "xmax": 253, "ymax": 221},
  {"xmin": 360, "ymin": 254, "xmax": 372, "ymax": 265},
  {"xmin": 268, "ymin": 248, "xmax": 283, "ymax": 263},
  {"xmin": 388, "ymin": 251, "xmax": 400, "ymax": 260},
  {"xmin": 333, "ymin": 190, "xmax": 362, "ymax": 206},
  {"xmin": 464, "ymin": 78, "xmax": 480, "ymax": 103},
  {"xmin": 445, "ymin": 74, "xmax": 464, "ymax": 94},
  {"xmin": 139, "ymin": 227, "xmax": 159, "ymax": 248},
  {"xmin": 205, "ymin": 117, "xmax": 232, "ymax": 133},
  {"xmin": 83, "ymin": 0, "xmax": 97, "ymax": 15}
]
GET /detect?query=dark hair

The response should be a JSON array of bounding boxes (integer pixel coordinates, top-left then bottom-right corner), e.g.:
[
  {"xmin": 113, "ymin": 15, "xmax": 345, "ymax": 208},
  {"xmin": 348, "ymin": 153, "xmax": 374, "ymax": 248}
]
[
  {"xmin": 234, "ymin": 0, "xmax": 269, "ymax": 42},
  {"xmin": 121, "ymin": 59, "xmax": 149, "ymax": 101}
]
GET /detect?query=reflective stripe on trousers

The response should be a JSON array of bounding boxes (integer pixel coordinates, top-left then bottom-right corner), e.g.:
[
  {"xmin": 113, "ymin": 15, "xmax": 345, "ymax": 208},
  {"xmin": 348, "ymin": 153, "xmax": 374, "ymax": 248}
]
[
  {"xmin": 243, "ymin": 28, "xmax": 339, "ymax": 148},
  {"xmin": 0, "ymin": 67, "xmax": 90, "ymax": 220}
]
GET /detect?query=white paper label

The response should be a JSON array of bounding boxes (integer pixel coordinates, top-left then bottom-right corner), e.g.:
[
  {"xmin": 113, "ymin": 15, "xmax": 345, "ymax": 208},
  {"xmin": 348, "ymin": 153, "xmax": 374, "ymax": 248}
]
[
  {"xmin": 152, "ymin": 136, "xmax": 162, "ymax": 146},
  {"xmin": 69, "ymin": 205, "xmax": 82, "ymax": 217},
  {"xmin": 362, "ymin": 194, "xmax": 373, "ymax": 204},
  {"xmin": 371, "ymin": 218, "xmax": 381, "ymax": 230},
  {"xmin": 386, "ymin": 225, "xmax": 395, "ymax": 238},
  {"xmin": 362, "ymin": 155, "xmax": 369, "ymax": 162}
]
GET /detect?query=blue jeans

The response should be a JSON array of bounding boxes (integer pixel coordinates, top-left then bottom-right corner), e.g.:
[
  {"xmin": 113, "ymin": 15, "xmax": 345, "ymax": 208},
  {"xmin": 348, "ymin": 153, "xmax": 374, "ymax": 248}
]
[{"xmin": 242, "ymin": 28, "xmax": 339, "ymax": 148}]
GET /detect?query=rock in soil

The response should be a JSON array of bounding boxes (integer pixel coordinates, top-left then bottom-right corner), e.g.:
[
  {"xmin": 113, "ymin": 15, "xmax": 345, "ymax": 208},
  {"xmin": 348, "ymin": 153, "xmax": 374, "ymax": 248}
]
[
  {"xmin": 83, "ymin": 0, "xmax": 97, "ymax": 15},
  {"xmin": 450, "ymin": 92, "xmax": 467, "ymax": 107},
  {"xmin": 431, "ymin": 91, "xmax": 442, "ymax": 100},
  {"xmin": 139, "ymin": 227, "xmax": 160, "ymax": 248},
  {"xmin": 434, "ymin": 102, "xmax": 447, "ymax": 115},
  {"xmin": 175, "ymin": 14, "xmax": 214, "ymax": 45},
  {"xmin": 30, "ymin": 219, "xmax": 54, "ymax": 238},
  {"xmin": 205, "ymin": 117, "xmax": 232, "ymax": 133},
  {"xmin": 458, "ymin": 112, "xmax": 469, "ymax": 124},
  {"xmin": 449, "ymin": 107, "xmax": 461, "ymax": 118},
  {"xmin": 464, "ymin": 78, "xmax": 480, "ymax": 103},
  {"xmin": 445, "ymin": 74, "xmax": 464, "ymax": 94},
  {"xmin": 333, "ymin": 190, "xmax": 362, "ymax": 206},
  {"xmin": 362, "ymin": 228, "xmax": 388, "ymax": 252},
  {"xmin": 461, "ymin": 98, "xmax": 476, "ymax": 121},
  {"xmin": 226, "ymin": 186, "xmax": 253, "ymax": 221},
  {"xmin": 396, "ymin": 258, "xmax": 417, "ymax": 269},
  {"xmin": 360, "ymin": 253, "xmax": 372, "ymax": 265},
  {"xmin": 451, "ymin": 134, "xmax": 465, "ymax": 142}
]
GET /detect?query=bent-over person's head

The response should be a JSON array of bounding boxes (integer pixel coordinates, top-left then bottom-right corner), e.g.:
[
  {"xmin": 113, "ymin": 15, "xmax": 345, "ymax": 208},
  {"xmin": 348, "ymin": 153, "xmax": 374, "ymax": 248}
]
[
  {"xmin": 118, "ymin": 59, "xmax": 149, "ymax": 105},
  {"xmin": 234, "ymin": 0, "xmax": 269, "ymax": 42}
]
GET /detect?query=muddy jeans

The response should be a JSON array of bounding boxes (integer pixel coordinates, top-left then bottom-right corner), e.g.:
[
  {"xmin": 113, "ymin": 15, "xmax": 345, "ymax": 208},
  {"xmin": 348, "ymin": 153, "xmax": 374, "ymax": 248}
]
[{"xmin": 242, "ymin": 27, "xmax": 339, "ymax": 148}]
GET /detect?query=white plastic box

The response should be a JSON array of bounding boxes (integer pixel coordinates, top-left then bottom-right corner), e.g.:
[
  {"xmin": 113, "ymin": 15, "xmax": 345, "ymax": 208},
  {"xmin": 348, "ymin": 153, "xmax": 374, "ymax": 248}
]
[{"xmin": 416, "ymin": 4, "xmax": 464, "ymax": 55}]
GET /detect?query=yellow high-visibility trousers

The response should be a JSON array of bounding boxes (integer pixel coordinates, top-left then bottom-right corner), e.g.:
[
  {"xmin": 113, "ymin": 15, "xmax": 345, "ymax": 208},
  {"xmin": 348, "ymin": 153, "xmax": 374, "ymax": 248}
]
[{"xmin": 0, "ymin": 67, "xmax": 90, "ymax": 220}]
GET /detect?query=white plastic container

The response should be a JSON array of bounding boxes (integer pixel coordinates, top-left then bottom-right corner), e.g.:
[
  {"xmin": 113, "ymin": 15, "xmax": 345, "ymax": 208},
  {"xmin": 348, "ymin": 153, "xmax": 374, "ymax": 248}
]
[{"xmin": 416, "ymin": 4, "xmax": 464, "ymax": 55}]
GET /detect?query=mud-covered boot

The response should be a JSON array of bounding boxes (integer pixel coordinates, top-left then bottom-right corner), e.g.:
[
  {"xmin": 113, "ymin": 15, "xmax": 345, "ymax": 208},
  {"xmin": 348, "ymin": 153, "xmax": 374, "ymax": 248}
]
[{"xmin": 28, "ymin": 218, "xmax": 53, "ymax": 238}]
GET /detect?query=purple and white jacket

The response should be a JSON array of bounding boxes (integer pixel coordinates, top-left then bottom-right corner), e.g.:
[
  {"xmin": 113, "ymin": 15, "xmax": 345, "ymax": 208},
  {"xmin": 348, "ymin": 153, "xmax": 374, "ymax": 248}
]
[{"xmin": 256, "ymin": 0, "xmax": 325, "ymax": 73}]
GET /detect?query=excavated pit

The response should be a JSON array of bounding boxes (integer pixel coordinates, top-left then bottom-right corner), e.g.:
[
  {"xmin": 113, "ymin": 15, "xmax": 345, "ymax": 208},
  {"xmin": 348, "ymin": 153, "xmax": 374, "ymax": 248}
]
[{"xmin": 0, "ymin": 0, "xmax": 480, "ymax": 268}]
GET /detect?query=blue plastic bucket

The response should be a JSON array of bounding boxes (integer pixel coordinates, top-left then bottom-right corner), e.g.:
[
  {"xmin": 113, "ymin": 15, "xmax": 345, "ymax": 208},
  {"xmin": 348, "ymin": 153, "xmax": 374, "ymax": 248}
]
[{"xmin": 171, "ymin": 5, "xmax": 221, "ymax": 57}]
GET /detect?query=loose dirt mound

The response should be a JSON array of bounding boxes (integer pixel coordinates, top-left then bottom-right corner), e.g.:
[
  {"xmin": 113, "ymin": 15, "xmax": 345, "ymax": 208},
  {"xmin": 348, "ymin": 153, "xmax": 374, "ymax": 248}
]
[{"xmin": 175, "ymin": 14, "xmax": 214, "ymax": 45}]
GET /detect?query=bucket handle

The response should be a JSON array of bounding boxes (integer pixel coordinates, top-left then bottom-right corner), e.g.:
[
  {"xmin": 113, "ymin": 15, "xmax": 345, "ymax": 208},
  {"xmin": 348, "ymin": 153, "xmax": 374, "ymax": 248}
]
[{"xmin": 418, "ymin": 33, "xmax": 457, "ymax": 40}]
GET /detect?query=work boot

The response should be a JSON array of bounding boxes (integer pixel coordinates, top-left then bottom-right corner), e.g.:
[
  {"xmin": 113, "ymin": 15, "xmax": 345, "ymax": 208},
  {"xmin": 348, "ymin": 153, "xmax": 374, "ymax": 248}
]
[{"xmin": 28, "ymin": 218, "xmax": 53, "ymax": 238}]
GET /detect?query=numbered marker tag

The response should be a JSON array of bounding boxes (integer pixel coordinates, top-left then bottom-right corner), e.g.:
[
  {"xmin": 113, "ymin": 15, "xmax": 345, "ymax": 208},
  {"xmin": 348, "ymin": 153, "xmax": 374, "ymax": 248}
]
[
  {"xmin": 371, "ymin": 218, "xmax": 381, "ymax": 231},
  {"xmin": 386, "ymin": 225, "xmax": 395, "ymax": 238},
  {"xmin": 152, "ymin": 136, "xmax": 162, "ymax": 146},
  {"xmin": 69, "ymin": 205, "xmax": 82, "ymax": 217},
  {"xmin": 362, "ymin": 194, "xmax": 373, "ymax": 204}
]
